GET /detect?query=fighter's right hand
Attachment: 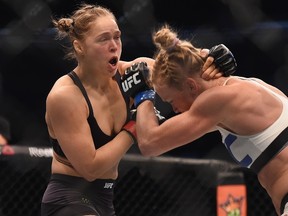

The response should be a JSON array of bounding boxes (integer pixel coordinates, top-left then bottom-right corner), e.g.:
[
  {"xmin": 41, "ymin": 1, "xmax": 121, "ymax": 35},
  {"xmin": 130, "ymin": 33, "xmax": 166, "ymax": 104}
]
[
  {"xmin": 208, "ymin": 44, "xmax": 237, "ymax": 76},
  {"xmin": 201, "ymin": 44, "xmax": 237, "ymax": 80},
  {"xmin": 121, "ymin": 62, "xmax": 155, "ymax": 107}
]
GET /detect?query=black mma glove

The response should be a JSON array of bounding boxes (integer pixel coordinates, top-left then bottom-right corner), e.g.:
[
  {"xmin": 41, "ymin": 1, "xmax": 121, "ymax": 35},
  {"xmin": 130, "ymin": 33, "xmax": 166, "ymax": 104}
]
[
  {"xmin": 121, "ymin": 62, "xmax": 156, "ymax": 107},
  {"xmin": 208, "ymin": 44, "xmax": 237, "ymax": 76}
]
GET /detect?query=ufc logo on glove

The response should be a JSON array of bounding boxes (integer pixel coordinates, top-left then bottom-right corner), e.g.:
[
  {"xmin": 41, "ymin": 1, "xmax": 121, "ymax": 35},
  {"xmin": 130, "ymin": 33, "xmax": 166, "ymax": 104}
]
[
  {"xmin": 121, "ymin": 72, "xmax": 141, "ymax": 92},
  {"xmin": 120, "ymin": 62, "xmax": 151, "ymax": 99},
  {"xmin": 120, "ymin": 62, "xmax": 156, "ymax": 108}
]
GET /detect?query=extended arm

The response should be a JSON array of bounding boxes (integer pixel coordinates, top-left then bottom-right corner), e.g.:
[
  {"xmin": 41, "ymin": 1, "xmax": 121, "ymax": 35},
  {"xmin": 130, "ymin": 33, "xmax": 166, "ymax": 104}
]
[{"xmin": 136, "ymin": 100, "xmax": 216, "ymax": 157}]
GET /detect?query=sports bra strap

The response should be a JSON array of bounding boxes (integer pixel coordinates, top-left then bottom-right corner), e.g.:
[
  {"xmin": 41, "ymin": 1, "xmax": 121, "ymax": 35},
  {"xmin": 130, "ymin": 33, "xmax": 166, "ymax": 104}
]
[{"xmin": 68, "ymin": 71, "xmax": 94, "ymax": 117}]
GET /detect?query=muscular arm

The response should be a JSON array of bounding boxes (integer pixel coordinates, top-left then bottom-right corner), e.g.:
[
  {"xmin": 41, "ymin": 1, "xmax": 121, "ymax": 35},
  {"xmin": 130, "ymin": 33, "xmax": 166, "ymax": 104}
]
[
  {"xmin": 118, "ymin": 57, "xmax": 155, "ymax": 75},
  {"xmin": 136, "ymin": 92, "xmax": 226, "ymax": 157},
  {"xmin": 47, "ymin": 85, "xmax": 133, "ymax": 181}
]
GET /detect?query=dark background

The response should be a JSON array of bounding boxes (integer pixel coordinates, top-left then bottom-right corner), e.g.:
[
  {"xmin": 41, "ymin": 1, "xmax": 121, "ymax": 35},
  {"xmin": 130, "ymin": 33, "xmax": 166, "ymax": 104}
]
[{"xmin": 0, "ymin": 0, "xmax": 287, "ymax": 160}]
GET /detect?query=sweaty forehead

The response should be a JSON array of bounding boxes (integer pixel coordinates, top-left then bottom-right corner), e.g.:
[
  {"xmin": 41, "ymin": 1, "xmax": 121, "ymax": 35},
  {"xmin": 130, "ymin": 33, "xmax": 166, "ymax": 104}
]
[{"xmin": 89, "ymin": 15, "xmax": 119, "ymax": 35}]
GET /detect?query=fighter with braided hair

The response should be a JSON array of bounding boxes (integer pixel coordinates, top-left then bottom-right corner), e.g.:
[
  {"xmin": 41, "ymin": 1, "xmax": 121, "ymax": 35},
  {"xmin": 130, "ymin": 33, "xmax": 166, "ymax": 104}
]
[{"xmin": 122, "ymin": 24, "xmax": 288, "ymax": 216}]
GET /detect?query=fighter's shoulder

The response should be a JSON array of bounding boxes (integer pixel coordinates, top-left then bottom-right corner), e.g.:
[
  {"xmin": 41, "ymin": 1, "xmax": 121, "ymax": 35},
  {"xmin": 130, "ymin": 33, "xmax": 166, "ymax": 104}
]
[
  {"xmin": 47, "ymin": 75, "xmax": 82, "ymax": 108},
  {"xmin": 195, "ymin": 82, "xmax": 239, "ymax": 112}
]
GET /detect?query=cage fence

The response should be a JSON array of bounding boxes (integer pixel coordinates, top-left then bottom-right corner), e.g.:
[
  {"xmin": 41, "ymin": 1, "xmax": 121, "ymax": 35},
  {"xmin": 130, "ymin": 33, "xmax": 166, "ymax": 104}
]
[{"xmin": 0, "ymin": 146, "xmax": 277, "ymax": 216}]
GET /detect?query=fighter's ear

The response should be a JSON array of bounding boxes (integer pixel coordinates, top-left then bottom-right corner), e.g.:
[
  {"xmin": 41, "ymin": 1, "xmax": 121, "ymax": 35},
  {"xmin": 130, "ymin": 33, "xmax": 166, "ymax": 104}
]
[
  {"xmin": 186, "ymin": 78, "xmax": 198, "ymax": 92},
  {"xmin": 73, "ymin": 40, "xmax": 84, "ymax": 55}
]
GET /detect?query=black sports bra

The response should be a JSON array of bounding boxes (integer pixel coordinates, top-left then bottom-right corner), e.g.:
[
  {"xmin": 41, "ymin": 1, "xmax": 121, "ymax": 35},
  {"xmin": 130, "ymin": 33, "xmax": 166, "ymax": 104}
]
[{"xmin": 51, "ymin": 71, "xmax": 130, "ymax": 158}]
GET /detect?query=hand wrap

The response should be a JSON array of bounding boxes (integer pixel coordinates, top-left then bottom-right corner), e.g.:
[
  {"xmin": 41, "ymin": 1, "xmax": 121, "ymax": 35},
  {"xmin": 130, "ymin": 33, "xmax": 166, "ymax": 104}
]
[{"xmin": 122, "ymin": 120, "xmax": 137, "ymax": 144}]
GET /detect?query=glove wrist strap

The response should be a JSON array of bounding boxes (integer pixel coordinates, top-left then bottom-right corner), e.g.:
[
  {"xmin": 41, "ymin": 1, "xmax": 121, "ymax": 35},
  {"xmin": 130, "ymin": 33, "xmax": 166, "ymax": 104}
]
[{"xmin": 134, "ymin": 89, "xmax": 156, "ymax": 107}]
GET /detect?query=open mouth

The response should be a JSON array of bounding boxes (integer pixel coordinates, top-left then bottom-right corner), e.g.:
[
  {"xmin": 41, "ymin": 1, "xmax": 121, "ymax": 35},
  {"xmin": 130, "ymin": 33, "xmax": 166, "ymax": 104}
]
[{"xmin": 109, "ymin": 57, "xmax": 118, "ymax": 66}]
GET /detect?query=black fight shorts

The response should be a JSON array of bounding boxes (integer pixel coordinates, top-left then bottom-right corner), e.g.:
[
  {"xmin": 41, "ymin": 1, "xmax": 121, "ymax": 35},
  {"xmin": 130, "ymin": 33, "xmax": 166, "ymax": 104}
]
[{"xmin": 41, "ymin": 174, "xmax": 116, "ymax": 216}]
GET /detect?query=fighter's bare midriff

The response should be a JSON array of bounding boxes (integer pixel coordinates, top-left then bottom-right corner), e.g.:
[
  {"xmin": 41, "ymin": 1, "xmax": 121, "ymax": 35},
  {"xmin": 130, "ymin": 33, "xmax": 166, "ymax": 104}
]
[
  {"xmin": 258, "ymin": 146, "xmax": 288, "ymax": 215},
  {"xmin": 51, "ymin": 156, "xmax": 119, "ymax": 181}
]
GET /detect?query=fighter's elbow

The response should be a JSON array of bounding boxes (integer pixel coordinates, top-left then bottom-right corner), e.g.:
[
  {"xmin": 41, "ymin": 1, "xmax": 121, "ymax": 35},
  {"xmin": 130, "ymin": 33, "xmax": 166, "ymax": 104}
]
[
  {"xmin": 139, "ymin": 146, "xmax": 153, "ymax": 157},
  {"xmin": 81, "ymin": 170, "xmax": 99, "ymax": 182},
  {"xmin": 138, "ymin": 140, "xmax": 160, "ymax": 157},
  {"xmin": 82, "ymin": 174, "xmax": 97, "ymax": 182},
  {"xmin": 79, "ymin": 165, "xmax": 105, "ymax": 182}
]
